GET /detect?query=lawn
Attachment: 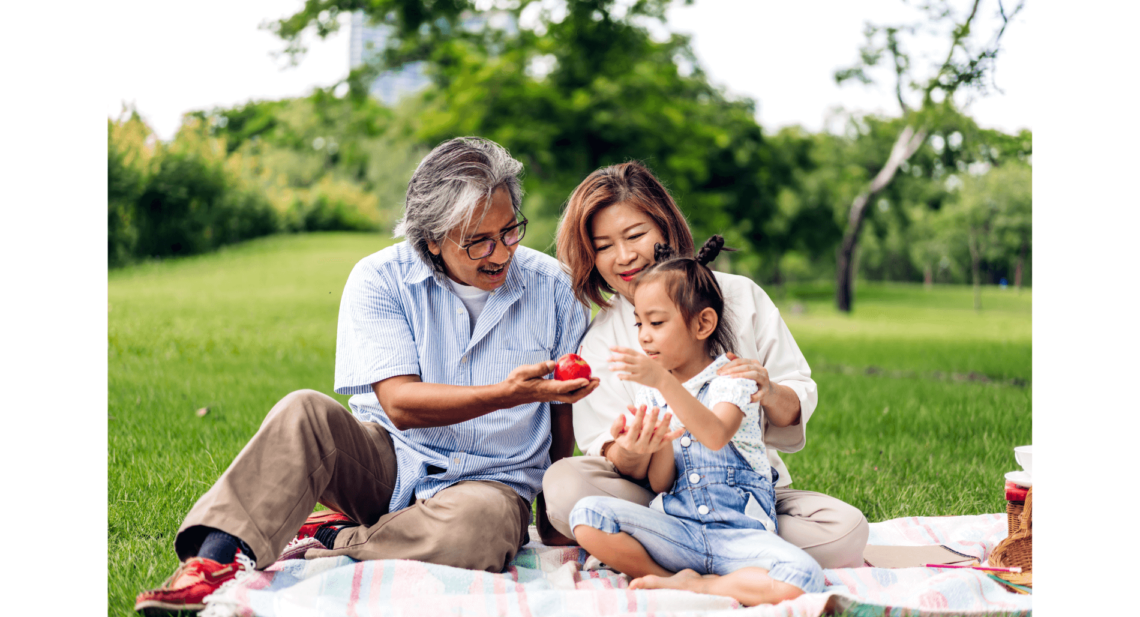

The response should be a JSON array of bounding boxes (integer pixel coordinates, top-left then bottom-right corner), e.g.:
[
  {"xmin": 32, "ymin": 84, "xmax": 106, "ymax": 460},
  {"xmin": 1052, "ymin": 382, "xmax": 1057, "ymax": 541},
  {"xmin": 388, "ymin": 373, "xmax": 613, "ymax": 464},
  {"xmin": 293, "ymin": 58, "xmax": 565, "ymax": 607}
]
[{"xmin": 108, "ymin": 232, "xmax": 1031, "ymax": 615}]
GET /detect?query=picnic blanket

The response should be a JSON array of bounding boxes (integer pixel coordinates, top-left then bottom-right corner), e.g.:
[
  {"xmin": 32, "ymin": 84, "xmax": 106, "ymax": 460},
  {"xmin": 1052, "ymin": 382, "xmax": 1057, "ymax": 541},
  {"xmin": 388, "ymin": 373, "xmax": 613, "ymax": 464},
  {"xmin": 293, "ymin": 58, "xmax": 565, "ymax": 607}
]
[{"xmin": 201, "ymin": 513, "xmax": 1031, "ymax": 617}]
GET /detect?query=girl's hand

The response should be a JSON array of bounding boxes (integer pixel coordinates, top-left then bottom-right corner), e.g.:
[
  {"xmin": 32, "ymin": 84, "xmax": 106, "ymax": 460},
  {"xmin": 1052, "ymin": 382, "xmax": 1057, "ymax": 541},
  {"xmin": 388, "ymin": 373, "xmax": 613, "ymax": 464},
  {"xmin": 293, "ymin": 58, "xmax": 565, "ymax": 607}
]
[
  {"xmin": 609, "ymin": 404, "xmax": 684, "ymax": 456},
  {"xmin": 717, "ymin": 351, "xmax": 770, "ymax": 405},
  {"xmin": 609, "ymin": 346, "xmax": 668, "ymax": 390},
  {"xmin": 640, "ymin": 406, "xmax": 685, "ymax": 453}
]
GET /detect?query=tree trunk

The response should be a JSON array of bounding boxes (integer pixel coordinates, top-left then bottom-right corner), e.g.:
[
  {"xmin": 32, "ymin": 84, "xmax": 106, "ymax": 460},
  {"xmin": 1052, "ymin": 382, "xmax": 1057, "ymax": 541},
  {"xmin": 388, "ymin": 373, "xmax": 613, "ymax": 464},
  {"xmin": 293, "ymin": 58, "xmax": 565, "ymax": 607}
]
[
  {"xmin": 924, "ymin": 263, "xmax": 933, "ymax": 289},
  {"xmin": 836, "ymin": 125, "xmax": 926, "ymax": 312},
  {"xmin": 969, "ymin": 228, "xmax": 982, "ymax": 312},
  {"xmin": 1015, "ymin": 239, "xmax": 1027, "ymax": 293}
]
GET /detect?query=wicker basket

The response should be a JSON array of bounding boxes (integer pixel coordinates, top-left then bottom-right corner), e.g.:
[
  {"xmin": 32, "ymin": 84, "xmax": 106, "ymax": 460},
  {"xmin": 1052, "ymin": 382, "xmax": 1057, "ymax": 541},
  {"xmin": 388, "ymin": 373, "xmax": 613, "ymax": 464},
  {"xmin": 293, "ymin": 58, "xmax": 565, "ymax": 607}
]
[
  {"xmin": 990, "ymin": 486, "xmax": 1032, "ymax": 588},
  {"xmin": 1006, "ymin": 500, "xmax": 1024, "ymax": 537}
]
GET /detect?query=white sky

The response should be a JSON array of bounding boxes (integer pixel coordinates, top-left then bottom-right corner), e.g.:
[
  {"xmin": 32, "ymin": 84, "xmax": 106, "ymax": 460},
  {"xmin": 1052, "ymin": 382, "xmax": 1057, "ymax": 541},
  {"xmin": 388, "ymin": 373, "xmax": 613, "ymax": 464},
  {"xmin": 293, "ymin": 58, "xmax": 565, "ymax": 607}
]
[{"xmin": 106, "ymin": 0, "xmax": 1031, "ymax": 141}]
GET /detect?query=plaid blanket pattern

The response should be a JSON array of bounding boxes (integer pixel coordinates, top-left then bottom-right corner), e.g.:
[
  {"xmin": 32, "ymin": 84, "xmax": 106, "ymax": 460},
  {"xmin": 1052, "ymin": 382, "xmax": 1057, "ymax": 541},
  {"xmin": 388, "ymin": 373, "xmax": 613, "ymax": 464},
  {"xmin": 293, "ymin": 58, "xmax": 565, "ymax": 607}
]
[{"xmin": 201, "ymin": 513, "xmax": 1031, "ymax": 617}]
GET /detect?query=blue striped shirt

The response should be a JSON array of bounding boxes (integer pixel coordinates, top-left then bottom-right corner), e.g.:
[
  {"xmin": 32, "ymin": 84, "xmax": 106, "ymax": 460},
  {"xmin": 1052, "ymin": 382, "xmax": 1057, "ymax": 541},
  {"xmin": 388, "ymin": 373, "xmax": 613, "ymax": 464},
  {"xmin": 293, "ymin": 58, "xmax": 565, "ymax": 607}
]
[{"xmin": 334, "ymin": 241, "xmax": 589, "ymax": 512}]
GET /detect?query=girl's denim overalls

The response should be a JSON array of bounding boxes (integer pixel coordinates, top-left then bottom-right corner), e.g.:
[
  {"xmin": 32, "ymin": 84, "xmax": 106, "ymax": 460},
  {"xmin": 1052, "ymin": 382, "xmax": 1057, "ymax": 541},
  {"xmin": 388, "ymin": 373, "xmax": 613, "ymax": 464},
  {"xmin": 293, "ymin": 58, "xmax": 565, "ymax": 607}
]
[{"xmin": 569, "ymin": 384, "xmax": 824, "ymax": 593}]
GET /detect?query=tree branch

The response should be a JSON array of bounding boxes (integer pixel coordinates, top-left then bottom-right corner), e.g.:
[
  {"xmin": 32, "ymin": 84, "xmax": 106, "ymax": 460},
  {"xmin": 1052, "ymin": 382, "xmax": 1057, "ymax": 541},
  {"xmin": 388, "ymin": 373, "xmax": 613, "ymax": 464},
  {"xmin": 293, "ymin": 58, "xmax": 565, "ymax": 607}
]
[
  {"xmin": 842, "ymin": 123, "xmax": 927, "ymax": 241},
  {"xmin": 923, "ymin": 0, "xmax": 983, "ymax": 102},
  {"xmin": 886, "ymin": 28, "xmax": 910, "ymax": 113}
]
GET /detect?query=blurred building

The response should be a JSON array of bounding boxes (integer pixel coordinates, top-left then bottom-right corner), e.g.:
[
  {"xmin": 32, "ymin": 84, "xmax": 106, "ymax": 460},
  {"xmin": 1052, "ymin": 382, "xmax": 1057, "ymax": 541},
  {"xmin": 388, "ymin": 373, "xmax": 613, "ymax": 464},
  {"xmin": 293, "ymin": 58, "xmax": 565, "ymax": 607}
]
[
  {"xmin": 349, "ymin": 11, "xmax": 517, "ymax": 106},
  {"xmin": 349, "ymin": 13, "xmax": 430, "ymax": 105}
]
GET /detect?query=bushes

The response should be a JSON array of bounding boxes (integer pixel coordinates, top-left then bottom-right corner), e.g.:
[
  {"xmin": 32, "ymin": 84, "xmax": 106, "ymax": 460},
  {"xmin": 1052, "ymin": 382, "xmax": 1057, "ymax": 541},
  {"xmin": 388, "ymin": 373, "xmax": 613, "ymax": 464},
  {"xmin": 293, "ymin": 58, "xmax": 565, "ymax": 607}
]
[
  {"xmin": 109, "ymin": 112, "xmax": 282, "ymax": 265},
  {"xmin": 270, "ymin": 176, "xmax": 382, "ymax": 233},
  {"xmin": 108, "ymin": 134, "xmax": 143, "ymax": 267},
  {"xmin": 108, "ymin": 109, "xmax": 386, "ymax": 268},
  {"xmin": 133, "ymin": 142, "xmax": 278, "ymax": 258}
]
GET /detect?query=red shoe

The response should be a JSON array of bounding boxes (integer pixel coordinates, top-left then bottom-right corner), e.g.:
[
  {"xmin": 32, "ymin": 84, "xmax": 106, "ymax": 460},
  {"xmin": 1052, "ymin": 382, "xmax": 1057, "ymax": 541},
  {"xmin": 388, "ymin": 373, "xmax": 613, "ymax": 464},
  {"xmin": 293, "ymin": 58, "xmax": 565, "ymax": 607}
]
[
  {"xmin": 134, "ymin": 555, "xmax": 248, "ymax": 615},
  {"xmin": 295, "ymin": 510, "xmax": 354, "ymax": 540}
]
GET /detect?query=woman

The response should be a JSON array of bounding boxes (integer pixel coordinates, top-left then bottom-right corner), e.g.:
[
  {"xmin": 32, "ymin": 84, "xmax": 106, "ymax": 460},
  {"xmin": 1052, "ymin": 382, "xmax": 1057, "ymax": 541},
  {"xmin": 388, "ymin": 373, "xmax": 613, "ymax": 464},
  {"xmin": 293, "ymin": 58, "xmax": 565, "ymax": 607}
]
[{"xmin": 540, "ymin": 161, "xmax": 869, "ymax": 569}]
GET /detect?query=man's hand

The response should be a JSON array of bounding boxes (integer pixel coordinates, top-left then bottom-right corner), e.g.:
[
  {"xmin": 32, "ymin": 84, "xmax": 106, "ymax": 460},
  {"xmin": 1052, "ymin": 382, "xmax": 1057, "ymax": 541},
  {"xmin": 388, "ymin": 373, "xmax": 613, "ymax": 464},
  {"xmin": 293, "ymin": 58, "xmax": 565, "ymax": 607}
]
[
  {"xmin": 504, "ymin": 360, "xmax": 600, "ymax": 406},
  {"xmin": 608, "ymin": 346, "xmax": 669, "ymax": 390}
]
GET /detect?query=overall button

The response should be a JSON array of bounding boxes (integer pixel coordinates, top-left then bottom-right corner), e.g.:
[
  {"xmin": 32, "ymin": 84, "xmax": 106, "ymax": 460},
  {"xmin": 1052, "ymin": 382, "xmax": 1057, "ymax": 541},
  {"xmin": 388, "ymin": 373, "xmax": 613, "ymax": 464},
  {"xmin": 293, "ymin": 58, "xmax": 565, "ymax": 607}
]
[
  {"xmin": 688, "ymin": 473, "xmax": 700, "ymax": 484},
  {"xmin": 697, "ymin": 505, "xmax": 709, "ymax": 515},
  {"xmin": 680, "ymin": 436, "xmax": 691, "ymax": 447}
]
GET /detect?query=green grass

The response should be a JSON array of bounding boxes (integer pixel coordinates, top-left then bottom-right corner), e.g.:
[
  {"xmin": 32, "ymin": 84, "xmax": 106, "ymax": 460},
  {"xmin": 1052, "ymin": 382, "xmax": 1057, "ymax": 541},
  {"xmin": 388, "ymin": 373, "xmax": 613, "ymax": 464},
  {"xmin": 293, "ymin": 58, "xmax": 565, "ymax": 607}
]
[{"xmin": 109, "ymin": 233, "xmax": 1031, "ymax": 615}]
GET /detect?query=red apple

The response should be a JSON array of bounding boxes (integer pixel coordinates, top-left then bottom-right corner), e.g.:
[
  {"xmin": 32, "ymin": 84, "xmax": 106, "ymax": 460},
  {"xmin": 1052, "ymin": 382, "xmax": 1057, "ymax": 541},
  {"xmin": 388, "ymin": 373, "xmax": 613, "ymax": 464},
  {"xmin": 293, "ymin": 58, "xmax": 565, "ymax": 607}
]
[{"xmin": 554, "ymin": 353, "xmax": 592, "ymax": 381}]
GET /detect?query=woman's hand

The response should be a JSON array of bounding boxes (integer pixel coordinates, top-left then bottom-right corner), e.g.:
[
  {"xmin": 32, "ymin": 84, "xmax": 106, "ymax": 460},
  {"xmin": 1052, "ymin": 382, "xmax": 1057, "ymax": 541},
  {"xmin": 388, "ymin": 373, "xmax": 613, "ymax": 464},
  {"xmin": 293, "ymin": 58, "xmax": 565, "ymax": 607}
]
[
  {"xmin": 609, "ymin": 346, "xmax": 669, "ymax": 390},
  {"xmin": 717, "ymin": 352, "xmax": 802, "ymax": 427},
  {"xmin": 716, "ymin": 352, "xmax": 770, "ymax": 405}
]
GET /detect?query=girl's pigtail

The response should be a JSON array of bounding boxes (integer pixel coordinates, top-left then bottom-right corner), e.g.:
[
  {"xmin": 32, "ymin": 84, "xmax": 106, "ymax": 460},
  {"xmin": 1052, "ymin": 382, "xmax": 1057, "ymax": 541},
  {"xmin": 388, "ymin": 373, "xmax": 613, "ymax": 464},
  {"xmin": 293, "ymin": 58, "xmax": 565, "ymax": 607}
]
[
  {"xmin": 695, "ymin": 234, "xmax": 736, "ymax": 266},
  {"xmin": 653, "ymin": 242, "xmax": 677, "ymax": 263},
  {"xmin": 695, "ymin": 235, "xmax": 724, "ymax": 266}
]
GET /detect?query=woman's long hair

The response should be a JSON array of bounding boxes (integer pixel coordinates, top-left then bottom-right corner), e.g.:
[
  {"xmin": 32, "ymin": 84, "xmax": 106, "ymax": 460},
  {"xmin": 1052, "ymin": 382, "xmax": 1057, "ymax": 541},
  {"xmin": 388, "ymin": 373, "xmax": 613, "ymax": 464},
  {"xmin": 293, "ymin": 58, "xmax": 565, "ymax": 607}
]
[{"xmin": 556, "ymin": 161, "xmax": 694, "ymax": 308}]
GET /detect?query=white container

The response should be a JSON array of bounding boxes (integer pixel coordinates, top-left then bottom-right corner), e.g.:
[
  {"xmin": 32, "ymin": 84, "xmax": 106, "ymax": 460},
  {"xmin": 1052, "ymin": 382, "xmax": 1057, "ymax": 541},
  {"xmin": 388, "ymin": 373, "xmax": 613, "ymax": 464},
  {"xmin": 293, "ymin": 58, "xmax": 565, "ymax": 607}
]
[{"xmin": 1014, "ymin": 445, "xmax": 1033, "ymax": 476}]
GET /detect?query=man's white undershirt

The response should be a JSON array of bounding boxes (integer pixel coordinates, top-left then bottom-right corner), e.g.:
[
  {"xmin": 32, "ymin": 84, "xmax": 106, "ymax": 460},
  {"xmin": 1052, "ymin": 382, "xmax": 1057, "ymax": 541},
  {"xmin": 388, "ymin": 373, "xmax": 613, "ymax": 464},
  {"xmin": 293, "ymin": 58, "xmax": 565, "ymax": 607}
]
[{"xmin": 450, "ymin": 280, "xmax": 491, "ymax": 330}]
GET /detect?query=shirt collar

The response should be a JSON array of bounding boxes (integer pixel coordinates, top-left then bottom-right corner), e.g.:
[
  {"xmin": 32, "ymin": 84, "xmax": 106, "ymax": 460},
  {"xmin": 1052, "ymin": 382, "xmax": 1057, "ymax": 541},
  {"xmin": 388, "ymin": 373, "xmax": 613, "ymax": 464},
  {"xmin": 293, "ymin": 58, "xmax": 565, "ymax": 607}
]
[{"xmin": 403, "ymin": 253, "xmax": 437, "ymax": 285}]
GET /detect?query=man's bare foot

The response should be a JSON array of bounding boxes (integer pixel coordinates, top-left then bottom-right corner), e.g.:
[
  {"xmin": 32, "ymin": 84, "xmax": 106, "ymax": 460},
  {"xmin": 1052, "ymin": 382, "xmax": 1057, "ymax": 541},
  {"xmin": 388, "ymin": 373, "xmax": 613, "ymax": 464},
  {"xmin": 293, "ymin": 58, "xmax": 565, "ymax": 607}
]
[{"xmin": 630, "ymin": 568, "xmax": 703, "ymax": 592}]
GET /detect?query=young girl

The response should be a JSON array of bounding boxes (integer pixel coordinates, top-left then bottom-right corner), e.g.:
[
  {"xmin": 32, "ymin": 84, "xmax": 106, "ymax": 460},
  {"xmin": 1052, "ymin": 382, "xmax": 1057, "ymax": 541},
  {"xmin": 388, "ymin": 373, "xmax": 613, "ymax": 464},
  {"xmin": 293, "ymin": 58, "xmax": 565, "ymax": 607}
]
[{"xmin": 569, "ymin": 236, "xmax": 824, "ymax": 606}]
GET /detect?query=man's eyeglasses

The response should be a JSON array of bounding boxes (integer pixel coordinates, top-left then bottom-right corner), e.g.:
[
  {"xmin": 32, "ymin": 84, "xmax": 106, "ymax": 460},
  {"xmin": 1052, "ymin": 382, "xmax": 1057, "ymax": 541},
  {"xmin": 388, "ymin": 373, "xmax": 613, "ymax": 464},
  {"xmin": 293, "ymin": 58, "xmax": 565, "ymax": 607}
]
[{"xmin": 449, "ymin": 218, "xmax": 528, "ymax": 260}]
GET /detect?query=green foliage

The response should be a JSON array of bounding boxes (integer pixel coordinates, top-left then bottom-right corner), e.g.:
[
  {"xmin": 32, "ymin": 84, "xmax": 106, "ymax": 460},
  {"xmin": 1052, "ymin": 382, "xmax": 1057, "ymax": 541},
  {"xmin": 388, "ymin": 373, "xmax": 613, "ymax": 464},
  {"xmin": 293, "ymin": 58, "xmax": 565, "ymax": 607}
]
[
  {"xmin": 108, "ymin": 94, "xmax": 420, "ymax": 268},
  {"xmin": 940, "ymin": 161, "xmax": 1033, "ymax": 306},
  {"xmin": 108, "ymin": 111, "xmax": 281, "ymax": 265},
  {"xmin": 108, "ymin": 115, "xmax": 148, "ymax": 267},
  {"xmin": 266, "ymin": 0, "xmax": 795, "ymax": 265},
  {"xmin": 828, "ymin": 0, "xmax": 1026, "ymax": 311},
  {"xmin": 133, "ymin": 119, "xmax": 279, "ymax": 258},
  {"xmin": 192, "ymin": 93, "xmax": 422, "ymax": 235},
  {"xmin": 790, "ymin": 109, "xmax": 1031, "ymax": 287},
  {"xmin": 109, "ymin": 0, "xmax": 1030, "ymax": 290}
]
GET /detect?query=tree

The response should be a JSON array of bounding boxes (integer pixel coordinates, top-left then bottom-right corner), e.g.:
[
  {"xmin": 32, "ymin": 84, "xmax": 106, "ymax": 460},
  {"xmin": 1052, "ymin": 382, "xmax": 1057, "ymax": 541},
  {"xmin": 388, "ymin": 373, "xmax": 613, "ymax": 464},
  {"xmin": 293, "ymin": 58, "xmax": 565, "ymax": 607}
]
[
  {"xmin": 940, "ymin": 162, "xmax": 1030, "ymax": 309},
  {"xmin": 832, "ymin": 0, "xmax": 1024, "ymax": 312},
  {"xmin": 979, "ymin": 131, "xmax": 1032, "ymax": 291},
  {"xmin": 265, "ymin": 0, "xmax": 796, "ymax": 267}
]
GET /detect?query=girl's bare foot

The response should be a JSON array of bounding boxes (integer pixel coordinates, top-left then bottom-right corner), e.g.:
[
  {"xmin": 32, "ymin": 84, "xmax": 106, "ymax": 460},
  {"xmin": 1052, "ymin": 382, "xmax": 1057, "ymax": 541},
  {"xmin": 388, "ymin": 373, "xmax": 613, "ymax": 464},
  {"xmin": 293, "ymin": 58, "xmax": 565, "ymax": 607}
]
[{"xmin": 630, "ymin": 568, "xmax": 703, "ymax": 592}]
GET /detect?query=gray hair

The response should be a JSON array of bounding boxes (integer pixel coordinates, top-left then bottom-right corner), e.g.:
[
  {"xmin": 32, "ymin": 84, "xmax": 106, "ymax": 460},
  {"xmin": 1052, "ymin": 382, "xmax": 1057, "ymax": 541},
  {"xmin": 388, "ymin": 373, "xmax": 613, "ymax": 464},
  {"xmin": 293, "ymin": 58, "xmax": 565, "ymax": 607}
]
[{"xmin": 395, "ymin": 137, "xmax": 524, "ymax": 270}]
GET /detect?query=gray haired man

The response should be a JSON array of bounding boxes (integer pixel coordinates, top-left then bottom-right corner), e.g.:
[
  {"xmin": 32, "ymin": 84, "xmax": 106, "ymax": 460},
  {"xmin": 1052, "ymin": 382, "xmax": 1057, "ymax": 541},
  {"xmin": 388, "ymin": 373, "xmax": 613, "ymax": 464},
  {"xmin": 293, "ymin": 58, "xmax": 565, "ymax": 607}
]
[{"xmin": 136, "ymin": 137, "xmax": 599, "ymax": 616}]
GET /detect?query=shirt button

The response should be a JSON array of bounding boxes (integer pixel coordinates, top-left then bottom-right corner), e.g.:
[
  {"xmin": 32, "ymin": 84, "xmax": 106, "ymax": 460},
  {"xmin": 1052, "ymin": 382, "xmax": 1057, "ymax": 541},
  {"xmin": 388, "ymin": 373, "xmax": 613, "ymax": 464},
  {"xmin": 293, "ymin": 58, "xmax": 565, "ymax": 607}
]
[
  {"xmin": 680, "ymin": 437, "xmax": 691, "ymax": 447},
  {"xmin": 457, "ymin": 308, "xmax": 463, "ymax": 314},
  {"xmin": 689, "ymin": 473, "xmax": 700, "ymax": 484},
  {"xmin": 461, "ymin": 356, "xmax": 467, "ymax": 363},
  {"xmin": 453, "ymin": 457, "xmax": 460, "ymax": 464},
  {"xmin": 698, "ymin": 505, "xmax": 709, "ymax": 515}
]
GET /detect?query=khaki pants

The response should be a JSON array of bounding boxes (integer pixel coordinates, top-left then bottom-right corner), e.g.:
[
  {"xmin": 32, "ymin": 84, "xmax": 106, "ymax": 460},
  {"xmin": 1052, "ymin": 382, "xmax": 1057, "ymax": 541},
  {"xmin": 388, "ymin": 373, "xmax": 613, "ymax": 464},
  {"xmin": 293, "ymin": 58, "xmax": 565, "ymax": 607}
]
[
  {"xmin": 175, "ymin": 390, "xmax": 531, "ymax": 572},
  {"xmin": 542, "ymin": 456, "xmax": 869, "ymax": 569}
]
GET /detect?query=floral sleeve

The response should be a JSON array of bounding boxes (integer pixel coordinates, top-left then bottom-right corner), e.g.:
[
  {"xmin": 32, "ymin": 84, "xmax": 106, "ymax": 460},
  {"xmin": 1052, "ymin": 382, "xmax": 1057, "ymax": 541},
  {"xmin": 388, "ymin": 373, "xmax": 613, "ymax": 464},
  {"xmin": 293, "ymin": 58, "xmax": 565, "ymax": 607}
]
[{"xmin": 707, "ymin": 376, "xmax": 761, "ymax": 422}]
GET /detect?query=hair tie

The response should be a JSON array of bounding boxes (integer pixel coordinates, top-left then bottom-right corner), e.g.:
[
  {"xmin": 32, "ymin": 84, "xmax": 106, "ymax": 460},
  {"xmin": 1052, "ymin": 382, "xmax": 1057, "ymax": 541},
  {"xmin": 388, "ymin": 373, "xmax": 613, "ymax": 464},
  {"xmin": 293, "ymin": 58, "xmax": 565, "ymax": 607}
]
[{"xmin": 653, "ymin": 243, "xmax": 676, "ymax": 263}]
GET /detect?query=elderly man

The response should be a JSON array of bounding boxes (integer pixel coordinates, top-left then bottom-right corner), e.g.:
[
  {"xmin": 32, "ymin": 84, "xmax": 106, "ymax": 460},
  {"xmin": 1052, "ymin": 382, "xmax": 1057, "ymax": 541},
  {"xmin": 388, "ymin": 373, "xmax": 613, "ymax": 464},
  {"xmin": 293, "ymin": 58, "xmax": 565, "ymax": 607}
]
[{"xmin": 136, "ymin": 137, "xmax": 598, "ymax": 615}]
